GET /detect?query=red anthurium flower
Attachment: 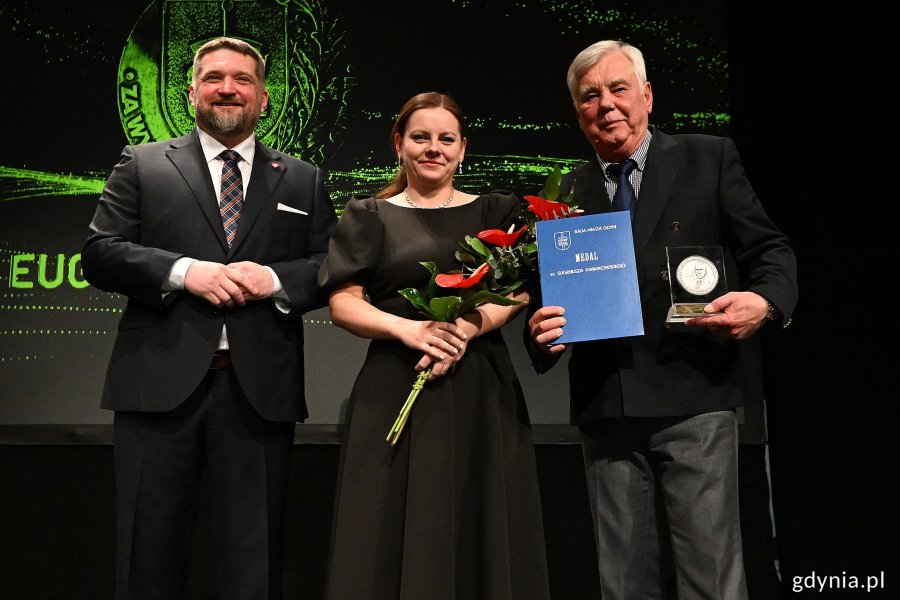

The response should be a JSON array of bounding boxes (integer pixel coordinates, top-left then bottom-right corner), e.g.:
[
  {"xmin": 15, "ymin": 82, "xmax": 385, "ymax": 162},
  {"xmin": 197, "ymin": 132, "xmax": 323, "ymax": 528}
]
[
  {"xmin": 435, "ymin": 262, "xmax": 490, "ymax": 288},
  {"xmin": 477, "ymin": 224, "xmax": 528, "ymax": 247},
  {"xmin": 524, "ymin": 195, "xmax": 575, "ymax": 221}
]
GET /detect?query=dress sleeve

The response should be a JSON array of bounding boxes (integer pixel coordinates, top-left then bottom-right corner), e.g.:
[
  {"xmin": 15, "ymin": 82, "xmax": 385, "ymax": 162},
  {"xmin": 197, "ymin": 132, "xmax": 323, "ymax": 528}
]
[
  {"xmin": 484, "ymin": 189, "xmax": 524, "ymax": 232},
  {"xmin": 483, "ymin": 190, "xmax": 540, "ymax": 294},
  {"xmin": 317, "ymin": 195, "xmax": 383, "ymax": 292}
]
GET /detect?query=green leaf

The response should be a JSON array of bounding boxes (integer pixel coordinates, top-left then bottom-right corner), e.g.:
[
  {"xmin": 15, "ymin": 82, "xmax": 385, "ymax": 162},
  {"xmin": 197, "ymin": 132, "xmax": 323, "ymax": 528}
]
[
  {"xmin": 522, "ymin": 254, "xmax": 537, "ymax": 269},
  {"xmin": 397, "ymin": 287, "xmax": 426, "ymax": 309},
  {"xmin": 497, "ymin": 278, "xmax": 527, "ymax": 295},
  {"xmin": 428, "ymin": 295, "xmax": 464, "ymax": 322},
  {"xmin": 398, "ymin": 287, "xmax": 439, "ymax": 320},
  {"xmin": 455, "ymin": 249, "xmax": 480, "ymax": 265},
  {"xmin": 466, "ymin": 236, "xmax": 491, "ymax": 258},
  {"xmin": 420, "ymin": 261, "xmax": 440, "ymax": 300},
  {"xmin": 561, "ymin": 177, "xmax": 576, "ymax": 206},
  {"xmin": 542, "ymin": 166, "xmax": 563, "ymax": 201},
  {"xmin": 456, "ymin": 289, "xmax": 525, "ymax": 315}
]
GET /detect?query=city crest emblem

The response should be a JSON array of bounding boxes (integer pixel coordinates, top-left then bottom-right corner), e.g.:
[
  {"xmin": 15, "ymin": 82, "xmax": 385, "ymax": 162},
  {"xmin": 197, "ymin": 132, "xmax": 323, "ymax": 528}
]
[
  {"xmin": 117, "ymin": 0, "xmax": 351, "ymax": 163},
  {"xmin": 554, "ymin": 230, "xmax": 571, "ymax": 251},
  {"xmin": 159, "ymin": 0, "xmax": 289, "ymax": 142}
]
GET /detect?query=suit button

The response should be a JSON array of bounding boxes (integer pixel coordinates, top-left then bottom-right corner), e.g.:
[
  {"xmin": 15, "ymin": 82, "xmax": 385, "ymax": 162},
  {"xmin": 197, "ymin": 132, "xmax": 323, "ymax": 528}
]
[
  {"xmin": 660, "ymin": 270, "xmax": 669, "ymax": 281},
  {"xmin": 671, "ymin": 221, "xmax": 680, "ymax": 231}
]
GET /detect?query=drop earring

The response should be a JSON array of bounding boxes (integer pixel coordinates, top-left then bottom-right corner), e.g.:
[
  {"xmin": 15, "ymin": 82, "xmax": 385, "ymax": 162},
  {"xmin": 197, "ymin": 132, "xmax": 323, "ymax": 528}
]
[
  {"xmin": 398, "ymin": 156, "xmax": 403, "ymax": 169},
  {"xmin": 457, "ymin": 159, "xmax": 463, "ymax": 174}
]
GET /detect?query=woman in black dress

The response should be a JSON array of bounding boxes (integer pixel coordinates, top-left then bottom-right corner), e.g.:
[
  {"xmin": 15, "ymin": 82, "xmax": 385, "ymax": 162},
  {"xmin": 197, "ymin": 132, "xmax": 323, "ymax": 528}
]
[{"xmin": 319, "ymin": 92, "xmax": 550, "ymax": 600}]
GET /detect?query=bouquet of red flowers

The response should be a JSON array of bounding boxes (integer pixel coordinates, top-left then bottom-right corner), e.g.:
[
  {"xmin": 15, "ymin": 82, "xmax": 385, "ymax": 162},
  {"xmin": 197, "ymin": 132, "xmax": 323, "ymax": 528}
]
[{"xmin": 386, "ymin": 167, "xmax": 578, "ymax": 445}]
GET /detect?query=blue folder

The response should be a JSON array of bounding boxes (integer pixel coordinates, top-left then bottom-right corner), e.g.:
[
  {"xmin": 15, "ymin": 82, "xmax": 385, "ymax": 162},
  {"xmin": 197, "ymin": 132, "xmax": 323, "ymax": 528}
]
[{"xmin": 536, "ymin": 211, "xmax": 644, "ymax": 343}]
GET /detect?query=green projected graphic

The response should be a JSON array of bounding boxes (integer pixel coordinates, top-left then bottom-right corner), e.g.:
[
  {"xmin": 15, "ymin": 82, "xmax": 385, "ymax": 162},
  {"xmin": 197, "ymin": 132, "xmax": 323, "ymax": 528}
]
[
  {"xmin": 0, "ymin": 167, "xmax": 106, "ymax": 201},
  {"xmin": 0, "ymin": 0, "xmax": 730, "ymax": 425},
  {"xmin": 118, "ymin": 0, "xmax": 352, "ymax": 166}
]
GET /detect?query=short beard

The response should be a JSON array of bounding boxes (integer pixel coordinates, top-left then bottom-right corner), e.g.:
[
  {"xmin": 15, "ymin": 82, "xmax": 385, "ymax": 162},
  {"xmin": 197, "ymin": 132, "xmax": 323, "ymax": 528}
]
[{"xmin": 196, "ymin": 104, "xmax": 256, "ymax": 138}]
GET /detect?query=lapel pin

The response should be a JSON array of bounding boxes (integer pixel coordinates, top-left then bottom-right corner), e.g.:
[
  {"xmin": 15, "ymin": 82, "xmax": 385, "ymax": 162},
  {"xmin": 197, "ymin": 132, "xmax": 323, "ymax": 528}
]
[{"xmin": 271, "ymin": 161, "xmax": 281, "ymax": 169}]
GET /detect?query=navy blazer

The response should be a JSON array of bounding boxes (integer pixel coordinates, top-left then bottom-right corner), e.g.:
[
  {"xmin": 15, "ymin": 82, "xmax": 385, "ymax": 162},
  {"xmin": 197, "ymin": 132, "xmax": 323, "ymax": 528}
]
[
  {"xmin": 83, "ymin": 130, "xmax": 337, "ymax": 422},
  {"xmin": 529, "ymin": 128, "xmax": 798, "ymax": 423}
]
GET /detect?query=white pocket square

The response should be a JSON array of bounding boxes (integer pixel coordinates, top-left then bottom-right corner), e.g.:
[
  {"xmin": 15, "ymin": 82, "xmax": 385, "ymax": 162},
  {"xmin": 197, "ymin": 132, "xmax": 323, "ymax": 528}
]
[{"xmin": 277, "ymin": 203, "xmax": 308, "ymax": 215}]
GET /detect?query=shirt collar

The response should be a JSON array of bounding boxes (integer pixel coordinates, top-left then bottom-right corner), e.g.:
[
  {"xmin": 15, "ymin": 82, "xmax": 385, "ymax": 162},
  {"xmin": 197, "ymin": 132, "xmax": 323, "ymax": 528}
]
[
  {"xmin": 197, "ymin": 128, "xmax": 256, "ymax": 166},
  {"xmin": 595, "ymin": 129, "xmax": 653, "ymax": 176}
]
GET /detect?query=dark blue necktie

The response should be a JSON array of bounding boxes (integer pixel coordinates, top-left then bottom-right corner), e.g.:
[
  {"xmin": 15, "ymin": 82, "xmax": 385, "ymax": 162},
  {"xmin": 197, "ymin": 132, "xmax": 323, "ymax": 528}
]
[
  {"xmin": 607, "ymin": 159, "xmax": 637, "ymax": 218},
  {"xmin": 218, "ymin": 149, "xmax": 244, "ymax": 247}
]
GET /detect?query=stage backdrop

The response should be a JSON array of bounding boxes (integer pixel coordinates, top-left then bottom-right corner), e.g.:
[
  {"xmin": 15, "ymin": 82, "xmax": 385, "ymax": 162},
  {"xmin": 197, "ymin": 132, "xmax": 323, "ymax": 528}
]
[{"xmin": 0, "ymin": 0, "xmax": 729, "ymax": 426}]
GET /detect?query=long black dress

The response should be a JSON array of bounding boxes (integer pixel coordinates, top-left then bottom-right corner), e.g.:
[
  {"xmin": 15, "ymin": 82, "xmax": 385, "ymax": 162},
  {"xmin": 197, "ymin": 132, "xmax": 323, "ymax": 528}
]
[{"xmin": 319, "ymin": 191, "xmax": 551, "ymax": 600}]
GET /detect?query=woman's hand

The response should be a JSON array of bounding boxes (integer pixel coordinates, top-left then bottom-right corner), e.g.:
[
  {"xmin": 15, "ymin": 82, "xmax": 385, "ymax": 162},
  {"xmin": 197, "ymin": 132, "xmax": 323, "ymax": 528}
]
[
  {"xmin": 412, "ymin": 318, "xmax": 476, "ymax": 380},
  {"xmin": 397, "ymin": 319, "xmax": 468, "ymax": 378}
]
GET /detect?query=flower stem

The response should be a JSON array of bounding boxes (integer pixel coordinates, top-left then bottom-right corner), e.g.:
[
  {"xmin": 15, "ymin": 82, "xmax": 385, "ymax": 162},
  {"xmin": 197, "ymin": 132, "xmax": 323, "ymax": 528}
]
[{"xmin": 386, "ymin": 367, "xmax": 431, "ymax": 446}]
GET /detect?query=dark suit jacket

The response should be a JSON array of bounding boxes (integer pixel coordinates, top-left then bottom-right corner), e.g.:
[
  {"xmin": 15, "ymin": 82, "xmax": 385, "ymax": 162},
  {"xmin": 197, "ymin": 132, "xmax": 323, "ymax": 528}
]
[
  {"xmin": 83, "ymin": 130, "xmax": 337, "ymax": 422},
  {"xmin": 529, "ymin": 128, "xmax": 798, "ymax": 424}
]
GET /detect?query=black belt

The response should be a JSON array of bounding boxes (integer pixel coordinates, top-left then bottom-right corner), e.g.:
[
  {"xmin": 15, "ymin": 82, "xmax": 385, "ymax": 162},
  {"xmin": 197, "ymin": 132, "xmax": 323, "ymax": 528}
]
[{"xmin": 209, "ymin": 352, "xmax": 233, "ymax": 369}]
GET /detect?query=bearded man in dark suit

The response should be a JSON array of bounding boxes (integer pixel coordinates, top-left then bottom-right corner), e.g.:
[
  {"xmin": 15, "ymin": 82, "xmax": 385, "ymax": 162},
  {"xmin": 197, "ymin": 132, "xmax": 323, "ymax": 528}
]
[
  {"xmin": 527, "ymin": 40, "xmax": 798, "ymax": 600},
  {"xmin": 82, "ymin": 37, "xmax": 336, "ymax": 599}
]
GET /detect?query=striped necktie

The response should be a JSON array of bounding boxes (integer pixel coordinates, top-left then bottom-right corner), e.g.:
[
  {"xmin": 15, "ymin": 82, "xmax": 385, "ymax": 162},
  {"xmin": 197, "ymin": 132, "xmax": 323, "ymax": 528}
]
[{"xmin": 218, "ymin": 149, "xmax": 244, "ymax": 247}]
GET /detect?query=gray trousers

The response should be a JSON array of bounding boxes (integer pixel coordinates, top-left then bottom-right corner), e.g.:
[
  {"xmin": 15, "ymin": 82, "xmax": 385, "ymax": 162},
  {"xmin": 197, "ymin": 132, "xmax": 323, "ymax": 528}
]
[{"xmin": 581, "ymin": 411, "xmax": 748, "ymax": 600}]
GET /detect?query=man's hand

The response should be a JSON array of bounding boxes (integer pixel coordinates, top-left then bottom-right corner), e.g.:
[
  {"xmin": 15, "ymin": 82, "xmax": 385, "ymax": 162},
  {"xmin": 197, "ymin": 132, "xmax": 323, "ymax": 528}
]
[
  {"xmin": 528, "ymin": 306, "xmax": 567, "ymax": 355},
  {"xmin": 184, "ymin": 260, "xmax": 249, "ymax": 307},
  {"xmin": 686, "ymin": 291, "xmax": 768, "ymax": 340},
  {"xmin": 227, "ymin": 261, "xmax": 275, "ymax": 300}
]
